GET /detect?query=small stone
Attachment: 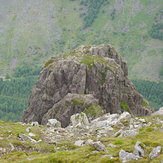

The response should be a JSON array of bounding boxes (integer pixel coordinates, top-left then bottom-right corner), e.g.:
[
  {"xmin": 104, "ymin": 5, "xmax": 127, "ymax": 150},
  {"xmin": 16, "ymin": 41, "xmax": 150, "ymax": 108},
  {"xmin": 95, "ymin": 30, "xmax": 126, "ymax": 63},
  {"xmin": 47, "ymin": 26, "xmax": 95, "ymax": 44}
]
[
  {"xmin": 154, "ymin": 126, "xmax": 158, "ymax": 131},
  {"xmin": 47, "ymin": 119, "xmax": 61, "ymax": 128},
  {"xmin": 38, "ymin": 139, "xmax": 42, "ymax": 143},
  {"xmin": 91, "ymin": 151, "xmax": 99, "ymax": 154},
  {"xmin": 26, "ymin": 127, "xmax": 31, "ymax": 132},
  {"xmin": 0, "ymin": 137, "xmax": 3, "ymax": 141},
  {"xmin": 160, "ymin": 125, "xmax": 163, "ymax": 132},
  {"xmin": 149, "ymin": 146, "xmax": 161, "ymax": 159},
  {"xmin": 31, "ymin": 122, "xmax": 39, "ymax": 126},
  {"xmin": 74, "ymin": 140, "xmax": 85, "ymax": 146},
  {"xmin": 85, "ymin": 139, "xmax": 94, "ymax": 145},
  {"xmin": 139, "ymin": 119, "xmax": 146, "ymax": 123},
  {"xmin": 108, "ymin": 143, "xmax": 116, "ymax": 148},
  {"xmin": 28, "ymin": 133, "xmax": 36, "ymax": 137},
  {"xmin": 9, "ymin": 143, "xmax": 15, "ymax": 151},
  {"xmin": 133, "ymin": 141, "xmax": 145, "ymax": 157},
  {"xmin": 93, "ymin": 141, "xmax": 108, "ymax": 153}
]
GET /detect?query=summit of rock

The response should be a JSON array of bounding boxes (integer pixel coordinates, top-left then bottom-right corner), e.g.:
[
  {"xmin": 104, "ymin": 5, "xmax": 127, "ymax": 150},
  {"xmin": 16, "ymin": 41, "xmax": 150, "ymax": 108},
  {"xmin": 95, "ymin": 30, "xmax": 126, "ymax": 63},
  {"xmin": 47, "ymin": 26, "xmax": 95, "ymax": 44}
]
[{"xmin": 20, "ymin": 44, "xmax": 154, "ymax": 126}]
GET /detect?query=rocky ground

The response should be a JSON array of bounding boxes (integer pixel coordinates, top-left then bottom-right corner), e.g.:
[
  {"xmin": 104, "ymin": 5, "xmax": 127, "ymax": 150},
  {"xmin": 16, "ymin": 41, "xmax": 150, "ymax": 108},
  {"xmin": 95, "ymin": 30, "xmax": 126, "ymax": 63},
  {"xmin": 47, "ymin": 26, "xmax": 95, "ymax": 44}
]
[{"xmin": 1, "ymin": 109, "xmax": 163, "ymax": 163}]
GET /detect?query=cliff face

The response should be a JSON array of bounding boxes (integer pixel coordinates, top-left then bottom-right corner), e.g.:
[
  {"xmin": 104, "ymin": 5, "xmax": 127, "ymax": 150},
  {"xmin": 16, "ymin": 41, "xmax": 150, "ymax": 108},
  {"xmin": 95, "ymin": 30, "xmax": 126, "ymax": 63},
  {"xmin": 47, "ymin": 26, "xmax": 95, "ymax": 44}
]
[{"xmin": 20, "ymin": 44, "xmax": 154, "ymax": 126}]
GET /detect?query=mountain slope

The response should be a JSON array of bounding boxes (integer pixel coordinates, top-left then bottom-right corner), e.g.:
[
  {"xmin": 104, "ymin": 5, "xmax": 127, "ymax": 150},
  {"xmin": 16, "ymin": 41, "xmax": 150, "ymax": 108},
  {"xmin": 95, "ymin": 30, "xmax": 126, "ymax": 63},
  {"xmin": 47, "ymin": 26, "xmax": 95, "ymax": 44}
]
[{"xmin": 0, "ymin": 0, "xmax": 163, "ymax": 80}]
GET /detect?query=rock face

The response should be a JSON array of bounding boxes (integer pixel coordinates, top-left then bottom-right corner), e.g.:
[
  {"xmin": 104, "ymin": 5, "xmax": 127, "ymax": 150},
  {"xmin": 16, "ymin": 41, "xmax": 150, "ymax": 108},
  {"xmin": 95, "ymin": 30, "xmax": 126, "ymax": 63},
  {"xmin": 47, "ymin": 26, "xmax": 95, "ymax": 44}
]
[{"xmin": 20, "ymin": 44, "xmax": 154, "ymax": 126}]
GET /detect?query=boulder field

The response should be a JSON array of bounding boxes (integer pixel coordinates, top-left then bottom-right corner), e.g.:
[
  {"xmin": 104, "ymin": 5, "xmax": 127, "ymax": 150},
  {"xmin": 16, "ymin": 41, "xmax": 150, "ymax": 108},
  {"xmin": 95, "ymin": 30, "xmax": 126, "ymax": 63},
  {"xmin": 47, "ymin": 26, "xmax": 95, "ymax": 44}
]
[{"xmin": 20, "ymin": 44, "xmax": 154, "ymax": 126}]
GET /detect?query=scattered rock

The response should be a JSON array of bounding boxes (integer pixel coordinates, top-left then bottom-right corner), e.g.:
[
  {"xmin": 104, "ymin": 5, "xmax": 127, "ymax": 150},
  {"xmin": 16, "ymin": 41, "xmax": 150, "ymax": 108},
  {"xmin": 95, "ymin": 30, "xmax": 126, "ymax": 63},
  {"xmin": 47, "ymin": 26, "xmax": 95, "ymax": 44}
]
[
  {"xmin": 160, "ymin": 125, "xmax": 163, "ymax": 132},
  {"xmin": 85, "ymin": 139, "xmax": 94, "ymax": 146},
  {"xmin": 149, "ymin": 146, "xmax": 161, "ymax": 159},
  {"xmin": 101, "ymin": 155, "xmax": 114, "ymax": 159},
  {"xmin": 70, "ymin": 112, "xmax": 89, "ymax": 129},
  {"xmin": 108, "ymin": 143, "xmax": 116, "ymax": 148},
  {"xmin": 46, "ymin": 119, "xmax": 61, "ymax": 128},
  {"xmin": 0, "ymin": 137, "xmax": 3, "ymax": 141},
  {"xmin": 91, "ymin": 151, "xmax": 99, "ymax": 154},
  {"xmin": 118, "ymin": 112, "xmax": 131, "ymax": 122},
  {"xmin": 139, "ymin": 118, "xmax": 146, "ymax": 123},
  {"xmin": 28, "ymin": 133, "xmax": 36, "ymax": 137},
  {"xmin": 151, "ymin": 107, "xmax": 163, "ymax": 116},
  {"xmin": 133, "ymin": 141, "xmax": 145, "ymax": 157},
  {"xmin": 19, "ymin": 133, "xmax": 37, "ymax": 144},
  {"xmin": 26, "ymin": 127, "xmax": 31, "ymax": 132},
  {"xmin": 154, "ymin": 126, "xmax": 158, "ymax": 131},
  {"xmin": 31, "ymin": 122, "xmax": 39, "ymax": 126},
  {"xmin": 118, "ymin": 129, "xmax": 138, "ymax": 137},
  {"xmin": 93, "ymin": 141, "xmax": 108, "ymax": 153},
  {"xmin": 9, "ymin": 143, "xmax": 15, "ymax": 151},
  {"xmin": 74, "ymin": 140, "xmax": 85, "ymax": 146}
]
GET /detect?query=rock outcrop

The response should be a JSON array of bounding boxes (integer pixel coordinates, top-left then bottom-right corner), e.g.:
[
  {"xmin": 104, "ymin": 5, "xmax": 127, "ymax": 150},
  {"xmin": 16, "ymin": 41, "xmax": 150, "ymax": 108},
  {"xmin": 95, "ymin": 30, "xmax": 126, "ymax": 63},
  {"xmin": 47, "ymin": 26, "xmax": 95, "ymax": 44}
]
[{"xmin": 20, "ymin": 44, "xmax": 154, "ymax": 126}]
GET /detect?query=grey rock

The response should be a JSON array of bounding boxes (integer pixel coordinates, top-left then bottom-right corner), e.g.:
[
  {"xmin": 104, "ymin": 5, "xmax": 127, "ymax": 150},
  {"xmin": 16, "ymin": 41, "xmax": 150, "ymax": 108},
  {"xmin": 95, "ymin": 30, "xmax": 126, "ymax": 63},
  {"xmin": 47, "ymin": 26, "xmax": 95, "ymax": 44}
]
[
  {"xmin": 85, "ymin": 139, "xmax": 94, "ymax": 145},
  {"xmin": 9, "ymin": 143, "xmax": 15, "ymax": 151},
  {"xmin": 118, "ymin": 112, "xmax": 131, "ymax": 122},
  {"xmin": 154, "ymin": 126, "xmax": 158, "ymax": 131},
  {"xmin": 26, "ymin": 127, "xmax": 31, "ymax": 132},
  {"xmin": 133, "ymin": 141, "xmax": 145, "ymax": 157},
  {"xmin": 101, "ymin": 155, "xmax": 114, "ymax": 159},
  {"xmin": 151, "ymin": 107, "xmax": 163, "ymax": 116},
  {"xmin": 149, "ymin": 146, "xmax": 161, "ymax": 159},
  {"xmin": 118, "ymin": 129, "xmax": 138, "ymax": 137},
  {"xmin": 28, "ymin": 133, "xmax": 36, "ymax": 137},
  {"xmin": 70, "ymin": 112, "xmax": 89, "ymax": 129},
  {"xmin": 31, "ymin": 122, "xmax": 39, "ymax": 126},
  {"xmin": 20, "ymin": 44, "xmax": 154, "ymax": 126},
  {"xmin": 108, "ymin": 143, "xmax": 116, "ymax": 148},
  {"xmin": 42, "ymin": 93, "xmax": 102, "ymax": 127},
  {"xmin": 119, "ymin": 149, "xmax": 141, "ymax": 162},
  {"xmin": 74, "ymin": 140, "xmax": 85, "ymax": 146},
  {"xmin": 93, "ymin": 141, "xmax": 108, "ymax": 153},
  {"xmin": 19, "ymin": 133, "xmax": 37, "ymax": 144},
  {"xmin": 91, "ymin": 151, "xmax": 99, "ymax": 154},
  {"xmin": 139, "ymin": 118, "xmax": 146, "ymax": 123},
  {"xmin": 160, "ymin": 125, "xmax": 163, "ymax": 132},
  {"xmin": 46, "ymin": 119, "xmax": 61, "ymax": 128}
]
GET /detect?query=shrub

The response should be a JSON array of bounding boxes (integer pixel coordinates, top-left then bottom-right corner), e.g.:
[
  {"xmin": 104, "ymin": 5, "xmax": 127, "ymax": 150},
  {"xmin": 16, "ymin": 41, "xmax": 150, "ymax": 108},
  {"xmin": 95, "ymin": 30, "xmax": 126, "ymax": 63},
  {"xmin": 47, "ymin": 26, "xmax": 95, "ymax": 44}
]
[{"xmin": 120, "ymin": 101, "xmax": 130, "ymax": 111}]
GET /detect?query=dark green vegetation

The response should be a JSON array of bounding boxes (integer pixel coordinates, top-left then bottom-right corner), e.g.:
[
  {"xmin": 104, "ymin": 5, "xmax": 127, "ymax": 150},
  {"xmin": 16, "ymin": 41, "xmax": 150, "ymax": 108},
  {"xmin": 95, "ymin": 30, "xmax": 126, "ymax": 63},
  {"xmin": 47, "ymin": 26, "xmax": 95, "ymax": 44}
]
[
  {"xmin": 80, "ymin": 0, "xmax": 108, "ymax": 28},
  {"xmin": 132, "ymin": 79, "xmax": 163, "ymax": 111},
  {"xmin": 120, "ymin": 101, "xmax": 130, "ymax": 112},
  {"xmin": 150, "ymin": 23, "xmax": 163, "ymax": 41},
  {"xmin": 0, "ymin": 66, "xmax": 41, "ymax": 122}
]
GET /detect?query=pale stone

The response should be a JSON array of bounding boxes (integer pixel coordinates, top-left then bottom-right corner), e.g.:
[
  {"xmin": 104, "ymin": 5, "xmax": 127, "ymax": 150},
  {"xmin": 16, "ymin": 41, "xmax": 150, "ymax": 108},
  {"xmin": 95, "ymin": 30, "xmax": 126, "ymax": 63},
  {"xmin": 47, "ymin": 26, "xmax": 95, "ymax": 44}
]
[
  {"xmin": 74, "ymin": 140, "xmax": 85, "ymax": 146},
  {"xmin": 28, "ymin": 133, "xmax": 36, "ymax": 137},
  {"xmin": 149, "ymin": 146, "xmax": 161, "ymax": 159},
  {"xmin": 133, "ymin": 141, "xmax": 145, "ymax": 157},
  {"xmin": 47, "ymin": 119, "xmax": 61, "ymax": 128},
  {"xmin": 19, "ymin": 133, "xmax": 37, "ymax": 144},
  {"xmin": 118, "ymin": 112, "xmax": 131, "ymax": 122},
  {"xmin": 70, "ymin": 112, "xmax": 89, "ymax": 129},
  {"xmin": 118, "ymin": 129, "xmax": 138, "ymax": 137},
  {"xmin": 93, "ymin": 141, "xmax": 108, "ymax": 153},
  {"xmin": 31, "ymin": 122, "xmax": 39, "ymax": 126}
]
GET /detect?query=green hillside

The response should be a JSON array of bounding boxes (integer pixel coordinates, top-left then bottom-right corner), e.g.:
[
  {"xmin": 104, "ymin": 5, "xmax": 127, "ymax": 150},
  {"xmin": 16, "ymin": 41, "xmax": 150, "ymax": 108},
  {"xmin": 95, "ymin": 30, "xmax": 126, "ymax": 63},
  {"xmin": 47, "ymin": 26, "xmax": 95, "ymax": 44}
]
[{"xmin": 0, "ymin": 0, "xmax": 163, "ymax": 80}]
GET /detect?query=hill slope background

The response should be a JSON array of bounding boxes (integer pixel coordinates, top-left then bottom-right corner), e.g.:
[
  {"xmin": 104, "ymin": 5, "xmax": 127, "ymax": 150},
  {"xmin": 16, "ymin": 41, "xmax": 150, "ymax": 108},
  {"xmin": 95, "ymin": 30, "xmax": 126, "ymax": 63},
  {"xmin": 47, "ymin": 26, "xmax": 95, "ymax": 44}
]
[{"xmin": 0, "ymin": 0, "xmax": 163, "ymax": 79}]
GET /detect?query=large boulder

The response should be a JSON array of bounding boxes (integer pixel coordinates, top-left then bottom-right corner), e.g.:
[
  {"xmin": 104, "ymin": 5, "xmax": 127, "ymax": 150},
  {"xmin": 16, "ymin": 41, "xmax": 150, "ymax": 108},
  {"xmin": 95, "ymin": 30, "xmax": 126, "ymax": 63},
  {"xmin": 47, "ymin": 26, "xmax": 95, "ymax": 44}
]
[
  {"xmin": 20, "ymin": 44, "xmax": 154, "ymax": 126},
  {"xmin": 41, "ymin": 93, "xmax": 103, "ymax": 127}
]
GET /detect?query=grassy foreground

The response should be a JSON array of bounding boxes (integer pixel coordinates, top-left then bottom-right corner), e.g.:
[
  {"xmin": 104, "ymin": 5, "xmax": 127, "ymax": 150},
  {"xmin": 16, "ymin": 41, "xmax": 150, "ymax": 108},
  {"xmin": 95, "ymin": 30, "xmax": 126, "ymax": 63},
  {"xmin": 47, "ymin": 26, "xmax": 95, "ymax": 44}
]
[{"xmin": 0, "ymin": 115, "xmax": 163, "ymax": 163}]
